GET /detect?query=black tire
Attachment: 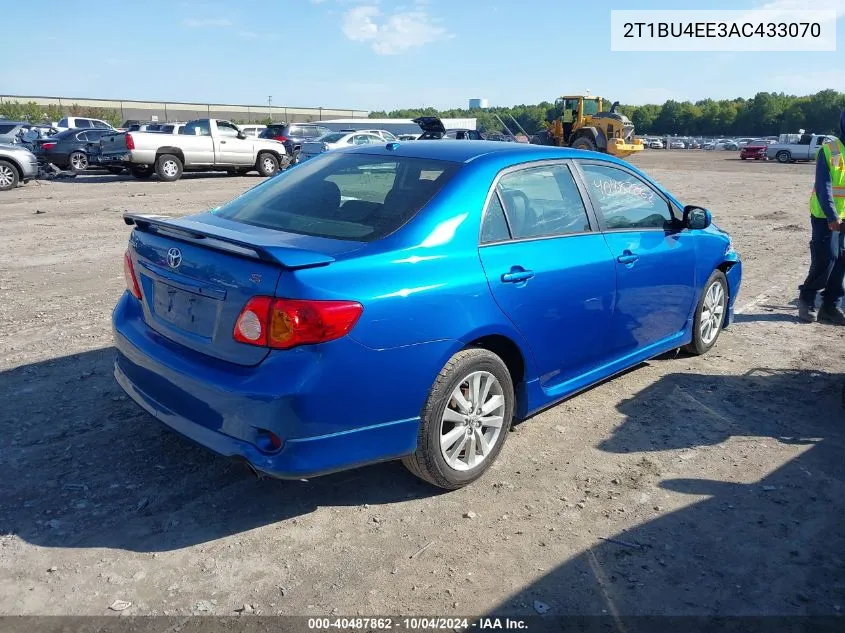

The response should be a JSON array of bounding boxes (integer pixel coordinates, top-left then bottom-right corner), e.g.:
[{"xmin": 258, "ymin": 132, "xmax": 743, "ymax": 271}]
[
  {"xmin": 68, "ymin": 151, "xmax": 88, "ymax": 172},
  {"xmin": 776, "ymin": 151, "xmax": 791, "ymax": 164},
  {"xmin": 570, "ymin": 135, "xmax": 597, "ymax": 152},
  {"xmin": 0, "ymin": 160, "xmax": 20, "ymax": 191},
  {"xmin": 403, "ymin": 348, "xmax": 515, "ymax": 489},
  {"xmin": 256, "ymin": 152, "xmax": 279, "ymax": 177},
  {"xmin": 107, "ymin": 167, "xmax": 125, "ymax": 175},
  {"xmin": 130, "ymin": 165, "xmax": 153, "ymax": 179},
  {"xmin": 155, "ymin": 154, "xmax": 183, "ymax": 182},
  {"xmin": 291, "ymin": 150, "xmax": 301, "ymax": 165},
  {"xmin": 684, "ymin": 270, "xmax": 728, "ymax": 356}
]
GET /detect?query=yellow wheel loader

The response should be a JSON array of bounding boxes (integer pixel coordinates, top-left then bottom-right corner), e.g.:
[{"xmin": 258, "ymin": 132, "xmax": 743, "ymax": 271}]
[{"xmin": 536, "ymin": 95, "xmax": 644, "ymax": 158}]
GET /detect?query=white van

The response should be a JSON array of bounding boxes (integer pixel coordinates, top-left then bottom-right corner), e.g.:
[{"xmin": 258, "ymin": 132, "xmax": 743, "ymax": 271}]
[{"xmin": 238, "ymin": 124, "xmax": 266, "ymax": 137}]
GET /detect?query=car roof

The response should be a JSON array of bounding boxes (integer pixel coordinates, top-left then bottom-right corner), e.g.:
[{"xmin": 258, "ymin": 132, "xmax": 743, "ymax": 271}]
[{"xmin": 350, "ymin": 139, "xmax": 631, "ymax": 166}]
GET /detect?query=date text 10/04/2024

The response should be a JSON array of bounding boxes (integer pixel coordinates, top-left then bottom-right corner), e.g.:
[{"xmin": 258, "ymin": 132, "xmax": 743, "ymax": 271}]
[{"xmin": 306, "ymin": 617, "xmax": 528, "ymax": 630}]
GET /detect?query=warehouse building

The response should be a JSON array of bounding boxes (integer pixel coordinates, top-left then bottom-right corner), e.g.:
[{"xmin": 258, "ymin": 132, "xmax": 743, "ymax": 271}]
[{"xmin": 0, "ymin": 94, "xmax": 369, "ymax": 125}]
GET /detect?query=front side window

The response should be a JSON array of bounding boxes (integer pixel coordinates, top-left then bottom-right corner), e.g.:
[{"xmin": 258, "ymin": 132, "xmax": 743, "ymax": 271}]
[
  {"xmin": 183, "ymin": 120, "xmax": 211, "ymax": 136},
  {"xmin": 580, "ymin": 163, "xmax": 672, "ymax": 230},
  {"xmin": 214, "ymin": 154, "xmax": 460, "ymax": 242},
  {"xmin": 496, "ymin": 164, "xmax": 591, "ymax": 239},
  {"xmin": 216, "ymin": 121, "xmax": 240, "ymax": 137}
]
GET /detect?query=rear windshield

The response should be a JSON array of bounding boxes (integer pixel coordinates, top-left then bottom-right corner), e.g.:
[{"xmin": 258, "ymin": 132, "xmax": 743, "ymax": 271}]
[
  {"xmin": 260, "ymin": 125, "xmax": 287, "ymax": 137},
  {"xmin": 319, "ymin": 133, "xmax": 348, "ymax": 144},
  {"xmin": 214, "ymin": 154, "xmax": 460, "ymax": 242}
]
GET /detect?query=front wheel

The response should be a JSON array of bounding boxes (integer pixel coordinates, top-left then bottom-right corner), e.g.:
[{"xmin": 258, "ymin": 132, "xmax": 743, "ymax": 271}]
[
  {"xmin": 403, "ymin": 348, "xmax": 514, "ymax": 489},
  {"xmin": 570, "ymin": 136, "xmax": 597, "ymax": 151},
  {"xmin": 256, "ymin": 152, "xmax": 279, "ymax": 177},
  {"xmin": 684, "ymin": 270, "xmax": 728, "ymax": 356}
]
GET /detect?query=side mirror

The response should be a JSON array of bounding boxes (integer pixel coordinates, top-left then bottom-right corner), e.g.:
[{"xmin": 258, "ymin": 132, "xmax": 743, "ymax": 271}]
[
  {"xmin": 683, "ymin": 205, "xmax": 712, "ymax": 230},
  {"xmin": 237, "ymin": 132, "xmax": 247, "ymax": 140}
]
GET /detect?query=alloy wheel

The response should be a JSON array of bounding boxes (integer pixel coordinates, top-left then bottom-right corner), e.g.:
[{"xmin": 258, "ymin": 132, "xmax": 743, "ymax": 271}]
[
  {"xmin": 700, "ymin": 281, "xmax": 725, "ymax": 345},
  {"xmin": 439, "ymin": 371, "xmax": 505, "ymax": 471},
  {"xmin": 0, "ymin": 165, "xmax": 14, "ymax": 188}
]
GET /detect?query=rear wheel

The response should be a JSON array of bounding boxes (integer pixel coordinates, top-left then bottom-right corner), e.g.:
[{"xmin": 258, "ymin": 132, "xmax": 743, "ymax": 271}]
[
  {"xmin": 69, "ymin": 151, "xmax": 88, "ymax": 172},
  {"xmin": 570, "ymin": 135, "xmax": 597, "ymax": 152},
  {"xmin": 684, "ymin": 270, "xmax": 728, "ymax": 356},
  {"xmin": 130, "ymin": 165, "xmax": 153, "ymax": 179},
  {"xmin": 155, "ymin": 154, "xmax": 183, "ymax": 182},
  {"xmin": 776, "ymin": 151, "xmax": 791, "ymax": 164},
  {"xmin": 0, "ymin": 160, "xmax": 19, "ymax": 191},
  {"xmin": 403, "ymin": 348, "xmax": 514, "ymax": 489},
  {"xmin": 257, "ymin": 152, "xmax": 279, "ymax": 177}
]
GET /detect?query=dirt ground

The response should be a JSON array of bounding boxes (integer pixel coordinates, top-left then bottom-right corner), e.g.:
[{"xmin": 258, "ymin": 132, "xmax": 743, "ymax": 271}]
[{"xmin": 0, "ymin": 151, "xmax": 843, "ymax": 619}]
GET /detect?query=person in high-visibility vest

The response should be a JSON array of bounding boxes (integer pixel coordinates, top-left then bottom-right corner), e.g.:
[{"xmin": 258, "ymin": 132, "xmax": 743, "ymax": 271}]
[
  {"xmin": 562, "ymin": 107, "xmax": 575, "ymax": 143},
  {"xmin": 798, "ymin": 111, "xmax": 845, "ymax": 324}
]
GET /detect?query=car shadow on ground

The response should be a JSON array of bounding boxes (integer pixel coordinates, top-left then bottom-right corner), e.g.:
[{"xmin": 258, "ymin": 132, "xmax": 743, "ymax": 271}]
[
  {"xmin": 0, "ymin": 348, "xmax": 440, "ymax": 553},
  {"xmin": 484, "ymin": 367, "xmax": 845, "ymax": 621}
]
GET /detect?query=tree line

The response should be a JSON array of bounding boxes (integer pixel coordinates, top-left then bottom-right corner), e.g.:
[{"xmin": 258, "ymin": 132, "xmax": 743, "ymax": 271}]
[
  {"xmin": 0, "ymin": 101, "xmax": 123, "ymax": 128},
  {"xmin": 370, "ymin": 90, "xmax": 845, "ymax": 138}
]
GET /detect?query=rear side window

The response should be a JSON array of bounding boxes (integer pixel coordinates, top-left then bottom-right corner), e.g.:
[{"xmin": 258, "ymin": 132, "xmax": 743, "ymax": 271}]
[
  {"xmin": 0, "ymin": 124, "xmax": 16, "ymax": 134},
  {"xmin": 580, "ymin": 163, "xmax": 672, "ymax": 230},
  {"xmin": 497, "ymin": 164, "xmax": 591, "ymax": 239},
  {"xmin": 214, "ymin": 154, "xmax": 461, "ymax": 242},
  {"xmin": 75, "ymin": 119, "xmax": 92, "ymax": 129},
  {"xmin": 480, "ymin": 194, "xmax": 511, "ymax": 243}
]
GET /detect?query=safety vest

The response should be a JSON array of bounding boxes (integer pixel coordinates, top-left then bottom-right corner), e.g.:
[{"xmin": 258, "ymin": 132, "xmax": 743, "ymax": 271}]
[
  {"xmin": 810, "ymin": 138, "xmax": 845, "ymax": 219},
  {"xmin": 562, "ymin": 110, "xmax": 574, "ymax": 123}
]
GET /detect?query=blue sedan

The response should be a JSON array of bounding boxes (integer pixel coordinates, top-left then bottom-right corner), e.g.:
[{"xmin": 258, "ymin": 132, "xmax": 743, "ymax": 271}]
[{"xmin": 113, "ymin": 141, "xmax": 741, "ymax": 489}]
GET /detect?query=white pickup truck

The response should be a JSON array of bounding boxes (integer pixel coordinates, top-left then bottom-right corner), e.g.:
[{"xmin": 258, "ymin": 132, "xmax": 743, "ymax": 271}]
[
  {"xmin": 766, "ymin": 133, "xmax": 838, "ymax": 164},
  {"xmin": 98, "ymin": 118, "xmax": 288, "ymax": 181}
]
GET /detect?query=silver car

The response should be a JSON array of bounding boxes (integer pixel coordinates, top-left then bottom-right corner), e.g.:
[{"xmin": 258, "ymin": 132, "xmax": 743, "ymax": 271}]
[{"xmin": 0, "ymin": 143, "xmax": 40, "ymax": 190}]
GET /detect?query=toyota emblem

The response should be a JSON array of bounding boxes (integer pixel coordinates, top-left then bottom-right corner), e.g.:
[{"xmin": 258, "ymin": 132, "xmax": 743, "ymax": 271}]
[{"xmin": 167, "ymin": 248, "xmax": 182, "ymax": 269}]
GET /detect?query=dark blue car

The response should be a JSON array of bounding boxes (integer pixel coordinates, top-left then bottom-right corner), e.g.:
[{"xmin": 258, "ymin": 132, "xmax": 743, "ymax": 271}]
[{"xmin": 113, "ymin": 141, "xmax": 741, "ymax": 489}]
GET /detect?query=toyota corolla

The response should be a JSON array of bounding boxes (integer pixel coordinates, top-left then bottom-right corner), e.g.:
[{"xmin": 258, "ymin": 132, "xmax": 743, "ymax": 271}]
[{"xmin": 113, "ymin": 141, "xmax": 741, "ymax": 489}]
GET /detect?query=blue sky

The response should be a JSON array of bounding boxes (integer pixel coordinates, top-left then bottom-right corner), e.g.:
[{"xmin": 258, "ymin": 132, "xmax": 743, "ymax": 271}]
[{"xmin": 3, "ymin": 0, "xmax": 842, "ymax": 111}]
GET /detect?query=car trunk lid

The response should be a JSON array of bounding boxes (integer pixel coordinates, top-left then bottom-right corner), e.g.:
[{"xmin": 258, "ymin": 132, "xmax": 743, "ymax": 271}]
[
  {"xmin": 99, "ymin": 131, "xmax": 130, "ymax": 154},
  {"xmin": 124, "ymin": 212, "xmax": 341, "ymax": 366}
]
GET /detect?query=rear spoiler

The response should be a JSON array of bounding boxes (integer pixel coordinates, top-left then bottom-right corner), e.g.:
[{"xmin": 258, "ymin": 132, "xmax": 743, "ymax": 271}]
[{"xmin": 123, "ymin": 212, "xmax": 335, "ymax": 269}]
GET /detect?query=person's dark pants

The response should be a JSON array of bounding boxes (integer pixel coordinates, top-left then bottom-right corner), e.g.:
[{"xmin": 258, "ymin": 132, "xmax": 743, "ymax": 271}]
[{"xmin": 799, "ymin": 216, "xmax": 845, "ymax": 308}]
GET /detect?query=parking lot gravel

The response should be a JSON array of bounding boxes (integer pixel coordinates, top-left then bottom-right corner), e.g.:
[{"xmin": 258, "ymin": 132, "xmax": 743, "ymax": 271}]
[{"xmin": 0, "ymin": 151, "xmax": 842, "ymax": 617}]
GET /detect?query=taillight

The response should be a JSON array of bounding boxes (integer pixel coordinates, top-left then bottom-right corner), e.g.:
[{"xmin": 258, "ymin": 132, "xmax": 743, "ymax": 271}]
[
  {"xmin": 234, "ymin": 297, "xmax": 363, "ymax": 350},
  {"xmin": 123, "ymin": 251, "xmax": 142, "ymax": 299},
  {"xmin": 125, "ymin": 133, "xmax": 135, "ymax": 150},
  {"xmin": 274, "ymin": 135, "xmax": 288, "ymax": 142},
  {"xmin": 41, "ymin": 142, "xmax": 57, "ymax": 150}
]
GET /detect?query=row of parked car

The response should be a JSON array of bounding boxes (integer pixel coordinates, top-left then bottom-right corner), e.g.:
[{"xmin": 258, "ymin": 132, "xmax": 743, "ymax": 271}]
[{"xmin": 0, "ymin": 113, "xmax": 493, "ymax": 188}]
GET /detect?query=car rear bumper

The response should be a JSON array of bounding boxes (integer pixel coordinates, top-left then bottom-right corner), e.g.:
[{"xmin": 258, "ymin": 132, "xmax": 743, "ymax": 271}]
[{"xmin": 111, "ymin": 293, "xmax": 450, "ymax": 478}]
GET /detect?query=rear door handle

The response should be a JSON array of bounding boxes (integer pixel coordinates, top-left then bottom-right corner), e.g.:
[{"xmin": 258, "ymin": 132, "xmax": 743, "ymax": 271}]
[
  {"xmin": 501, "ymin": 267, "xmax": 534, "ymax": 283},
  {"xmin": 220, "ymin": 140, "xmax": 227, "ymax": 144},
  {"xmin": 617, "ymin": 252, "xmax": 639, "ymax": 265}
]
